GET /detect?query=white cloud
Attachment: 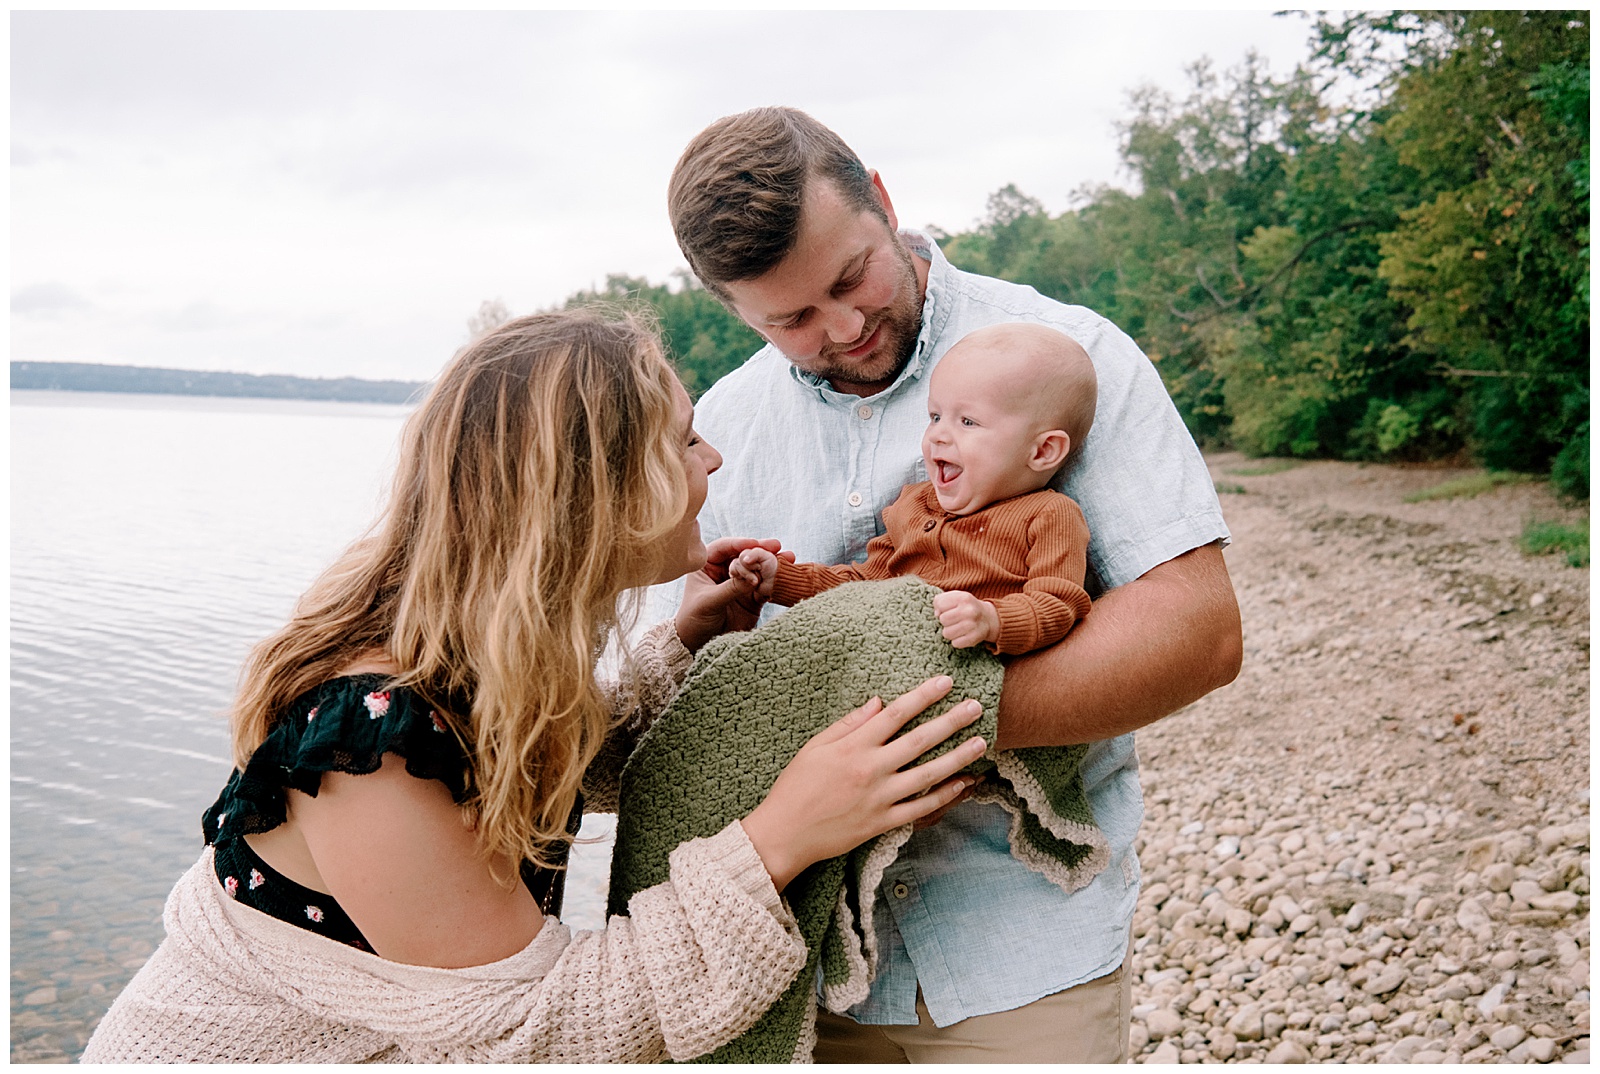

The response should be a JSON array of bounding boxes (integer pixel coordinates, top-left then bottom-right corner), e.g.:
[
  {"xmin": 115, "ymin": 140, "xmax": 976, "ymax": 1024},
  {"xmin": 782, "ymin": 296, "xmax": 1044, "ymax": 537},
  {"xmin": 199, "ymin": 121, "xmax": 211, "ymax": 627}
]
[{"xmin": 11, "ymin": 10, "xmax": 1316, "ymax": 381}]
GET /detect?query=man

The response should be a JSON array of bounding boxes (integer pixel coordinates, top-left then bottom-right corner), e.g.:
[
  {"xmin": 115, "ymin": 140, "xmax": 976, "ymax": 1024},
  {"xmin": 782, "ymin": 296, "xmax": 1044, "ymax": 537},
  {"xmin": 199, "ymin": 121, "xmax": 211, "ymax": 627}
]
[{"xmin": 658, "ymin": 107, "xmax": 1242, "ymax": 1063}]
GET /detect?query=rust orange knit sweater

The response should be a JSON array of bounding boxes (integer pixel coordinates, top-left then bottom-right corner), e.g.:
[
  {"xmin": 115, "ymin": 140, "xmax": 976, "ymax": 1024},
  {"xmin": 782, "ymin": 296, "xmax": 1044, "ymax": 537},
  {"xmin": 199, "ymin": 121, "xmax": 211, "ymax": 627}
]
[{"xmin": 771, "ymin": 482, "xmax": 1092, "ymax": 656}]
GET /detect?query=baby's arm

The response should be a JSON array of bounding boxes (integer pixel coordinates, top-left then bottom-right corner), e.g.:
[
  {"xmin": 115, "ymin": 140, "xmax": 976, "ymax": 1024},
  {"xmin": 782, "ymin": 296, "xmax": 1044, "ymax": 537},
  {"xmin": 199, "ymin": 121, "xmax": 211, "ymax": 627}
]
[
  {"xmin": 756, "ymin": 529, "xmax": 900, "ymax": 607},
  {"xmin": 983, "ymin": 496, "xmax": 1093, "ymax": 655}
]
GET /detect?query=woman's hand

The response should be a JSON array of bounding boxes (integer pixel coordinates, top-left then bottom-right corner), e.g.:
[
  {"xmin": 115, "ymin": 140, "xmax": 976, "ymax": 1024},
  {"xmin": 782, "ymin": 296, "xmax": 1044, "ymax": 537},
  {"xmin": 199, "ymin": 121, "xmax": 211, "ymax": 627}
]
[
  {"xmin": 675, "ymin": 537, "xmax": 793, "ymax": 652},
  {"xmin": 739, "ymin": 675, "xmax": 987, "ymax": 893}
]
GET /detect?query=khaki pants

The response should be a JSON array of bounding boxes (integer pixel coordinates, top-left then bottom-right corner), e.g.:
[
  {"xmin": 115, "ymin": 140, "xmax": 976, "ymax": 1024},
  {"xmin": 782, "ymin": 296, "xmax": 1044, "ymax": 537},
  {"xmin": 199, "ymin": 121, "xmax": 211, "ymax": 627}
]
[{"xmin": 812, "ymin": 944, "xmax": 1133, "ymax": 1064}]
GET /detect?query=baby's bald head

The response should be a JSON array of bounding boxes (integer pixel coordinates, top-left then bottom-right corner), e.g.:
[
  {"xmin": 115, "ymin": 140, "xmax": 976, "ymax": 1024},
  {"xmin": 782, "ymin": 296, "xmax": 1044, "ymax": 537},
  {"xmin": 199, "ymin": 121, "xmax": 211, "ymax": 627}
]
[{"xmin": 938, "ymin": 323, "xmax": 1097, "ymax": 457}]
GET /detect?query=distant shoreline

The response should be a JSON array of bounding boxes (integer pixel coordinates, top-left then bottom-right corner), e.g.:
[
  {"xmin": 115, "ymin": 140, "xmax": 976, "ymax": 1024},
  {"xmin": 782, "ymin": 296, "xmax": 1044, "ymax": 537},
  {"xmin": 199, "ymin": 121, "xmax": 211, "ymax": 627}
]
[{"xmin": 10, "ymin": 361, "xmax": 426, "ymax": 404}]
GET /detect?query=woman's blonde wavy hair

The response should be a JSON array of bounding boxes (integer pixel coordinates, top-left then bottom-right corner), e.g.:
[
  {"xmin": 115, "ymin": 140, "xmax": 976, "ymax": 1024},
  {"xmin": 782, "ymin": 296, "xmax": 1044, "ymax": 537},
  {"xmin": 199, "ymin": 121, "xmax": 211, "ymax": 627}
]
[{"xmin": 228, "ymin": 306, "xmax": 687, "ymax": 877}]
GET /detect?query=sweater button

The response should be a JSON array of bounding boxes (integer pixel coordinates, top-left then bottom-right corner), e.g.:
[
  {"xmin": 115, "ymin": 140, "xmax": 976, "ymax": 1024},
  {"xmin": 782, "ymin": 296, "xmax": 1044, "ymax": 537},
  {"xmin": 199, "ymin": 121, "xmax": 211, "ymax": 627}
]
[
  {"xmin": 892, "ymin": 882, "xmax": 910, "ymax": 900},
  {"xmin": 923, "ymin": 519, "xmax": 936, "ymax": 532}
]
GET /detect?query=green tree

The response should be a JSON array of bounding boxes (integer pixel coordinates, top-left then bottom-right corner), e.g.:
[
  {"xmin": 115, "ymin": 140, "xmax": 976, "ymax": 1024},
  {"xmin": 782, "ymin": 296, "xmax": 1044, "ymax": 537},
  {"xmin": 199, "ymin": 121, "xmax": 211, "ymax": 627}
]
[{"xmin": 561, "ymin": 273, "xmax": 763, "ymax": 396}]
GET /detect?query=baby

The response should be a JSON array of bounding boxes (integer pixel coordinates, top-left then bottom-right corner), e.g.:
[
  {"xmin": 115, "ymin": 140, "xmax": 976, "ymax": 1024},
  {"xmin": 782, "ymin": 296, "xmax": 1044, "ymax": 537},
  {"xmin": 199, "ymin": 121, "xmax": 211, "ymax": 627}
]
[{"xmin": 732, "ymin": 322, "xmax": 1097, "ymax": 655}]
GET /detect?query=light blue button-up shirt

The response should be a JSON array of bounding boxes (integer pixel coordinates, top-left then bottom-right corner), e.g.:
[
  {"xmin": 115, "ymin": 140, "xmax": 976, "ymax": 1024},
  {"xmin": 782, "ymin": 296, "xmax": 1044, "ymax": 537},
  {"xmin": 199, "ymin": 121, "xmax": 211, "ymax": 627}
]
[{"xmin": 649, "ymin": 232, "xmax": 1229, "ymax": 1027}]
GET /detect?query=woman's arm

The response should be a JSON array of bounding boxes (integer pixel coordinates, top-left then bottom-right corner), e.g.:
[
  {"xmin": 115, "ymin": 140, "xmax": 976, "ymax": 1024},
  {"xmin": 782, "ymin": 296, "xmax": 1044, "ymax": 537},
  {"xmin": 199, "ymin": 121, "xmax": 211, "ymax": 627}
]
[
  {"xmin": 588, "ymin": 537, "xmax": 787, "ymax": 811},
  {"xmin": 584, "ymin": 620, "xmax": 697, "ymax": 813}
]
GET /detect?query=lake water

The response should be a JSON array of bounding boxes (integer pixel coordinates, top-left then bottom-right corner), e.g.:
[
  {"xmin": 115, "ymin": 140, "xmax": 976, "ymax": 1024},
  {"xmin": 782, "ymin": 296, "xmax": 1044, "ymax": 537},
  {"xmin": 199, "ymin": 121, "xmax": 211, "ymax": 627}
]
[{"xmin": 10, "ymin": 391, "xmax": 618, "ymax": 1062}]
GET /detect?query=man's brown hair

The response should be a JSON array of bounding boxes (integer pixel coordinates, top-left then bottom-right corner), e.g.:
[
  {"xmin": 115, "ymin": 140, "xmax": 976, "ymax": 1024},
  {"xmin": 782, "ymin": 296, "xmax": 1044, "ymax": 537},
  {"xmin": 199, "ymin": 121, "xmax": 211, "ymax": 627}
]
[{"xmin": 668, "ymin": 107, "xmax": 886, "ymax": 297}]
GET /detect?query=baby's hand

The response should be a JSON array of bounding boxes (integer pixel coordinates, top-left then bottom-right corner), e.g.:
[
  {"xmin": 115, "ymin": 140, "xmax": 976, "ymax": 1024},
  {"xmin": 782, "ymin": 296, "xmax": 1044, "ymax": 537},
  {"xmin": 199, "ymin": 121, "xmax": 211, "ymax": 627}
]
[
  {"xmin": 932, "ymin": 590, "xmax": 1000, "ymax": 649},
  {"xmin": 728, "ymin": 547, "xmax": 779, "ymax": 596},
  {"xmin": 678, "ymin": 538, "xmax": 789, "ymax": 650}
]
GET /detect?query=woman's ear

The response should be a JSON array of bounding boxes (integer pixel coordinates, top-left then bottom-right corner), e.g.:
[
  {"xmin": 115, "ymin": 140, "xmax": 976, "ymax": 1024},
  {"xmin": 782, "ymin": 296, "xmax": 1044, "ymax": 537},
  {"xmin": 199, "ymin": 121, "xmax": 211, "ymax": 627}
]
[{"xmin": 1028, "ymin": 430, "xmax": 1071, "ymax": 473}]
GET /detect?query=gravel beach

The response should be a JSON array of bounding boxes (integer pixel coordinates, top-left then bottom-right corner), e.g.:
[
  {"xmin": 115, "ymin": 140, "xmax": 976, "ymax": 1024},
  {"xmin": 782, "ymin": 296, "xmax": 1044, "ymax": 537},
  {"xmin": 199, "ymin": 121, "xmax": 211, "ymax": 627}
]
[{"xmin": 1127, "ymin": 454, "xmax": 1589, "ymax": 1064}]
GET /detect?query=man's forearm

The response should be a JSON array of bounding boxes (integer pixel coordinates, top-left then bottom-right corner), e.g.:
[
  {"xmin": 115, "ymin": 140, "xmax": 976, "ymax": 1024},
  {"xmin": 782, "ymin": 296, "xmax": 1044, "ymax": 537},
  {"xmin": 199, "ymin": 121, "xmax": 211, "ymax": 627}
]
[{"xmin": 994, "ymin": 543, "xmax": 1242, "ymax": 750}]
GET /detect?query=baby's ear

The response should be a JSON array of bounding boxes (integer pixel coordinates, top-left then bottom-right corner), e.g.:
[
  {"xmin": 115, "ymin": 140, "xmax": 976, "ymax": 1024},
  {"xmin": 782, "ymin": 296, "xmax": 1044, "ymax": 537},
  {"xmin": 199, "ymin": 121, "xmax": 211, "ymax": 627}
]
[{"xmin": 1029, "ymin": 430, "xmax": 1070, "ymax": 472}]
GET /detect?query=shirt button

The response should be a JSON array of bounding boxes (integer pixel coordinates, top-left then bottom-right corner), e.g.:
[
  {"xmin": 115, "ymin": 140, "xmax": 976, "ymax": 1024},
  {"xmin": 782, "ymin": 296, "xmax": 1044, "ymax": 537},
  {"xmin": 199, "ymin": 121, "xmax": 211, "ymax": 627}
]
[
  {"xmin": 923, "ymin": 519, "xmax": 937, "ymax": 532},
  {"xmin": 892, "ymin": 882, "xmax": 910, "ymax": 900},
  {"xmin": 857, "ymin": 404, "xmax": 874, "ymax": 420},
  {"xmin": 848, "ymin": 492, "xmax": 863, "ymax": 507}
]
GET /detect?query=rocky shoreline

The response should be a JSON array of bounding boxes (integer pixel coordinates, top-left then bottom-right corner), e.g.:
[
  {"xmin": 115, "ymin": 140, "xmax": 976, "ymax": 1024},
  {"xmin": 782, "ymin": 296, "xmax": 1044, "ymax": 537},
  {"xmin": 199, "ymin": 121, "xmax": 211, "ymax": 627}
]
[{"xmin": 1128, "ymin": 454, "xmax": 1589, "ymax": 1064}]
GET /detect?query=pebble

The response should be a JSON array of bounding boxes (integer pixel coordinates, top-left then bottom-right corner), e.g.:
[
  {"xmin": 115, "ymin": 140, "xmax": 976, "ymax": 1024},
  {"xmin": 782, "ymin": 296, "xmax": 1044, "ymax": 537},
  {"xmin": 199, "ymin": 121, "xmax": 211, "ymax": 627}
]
[
  {"xmin": 1266, "ymin": 1040, "xmax": 1310, "ymax": 1063},
  {"xmin": 1146, "ymin": 1008, "xmax": 1183, "ymax": 1040},
  {"xmin": 1364, "ymin": 966, "xmax": 1408, "ymax": 996},
  {"xmin": 1527, "ymin": 1037, "xmax": 1559, "ymax": 1062},
  {"xmin": 1492, "ymin": 1025, "xmax": 1528, "ymax": 1050},
  {"xmin": 1149, "ymin": 1040, "xmax": 1181, "ymax": 1064}
]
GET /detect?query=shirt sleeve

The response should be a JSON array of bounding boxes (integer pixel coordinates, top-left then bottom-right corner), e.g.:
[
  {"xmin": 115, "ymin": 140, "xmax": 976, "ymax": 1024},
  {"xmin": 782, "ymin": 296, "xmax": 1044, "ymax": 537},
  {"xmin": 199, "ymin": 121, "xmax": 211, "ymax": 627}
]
[
  {"xmin": 986, "ymin": 496, "xmax": 1093, "ymax": 655},
  {"xmin": 1057, "ymin": 315, "xmax": 1230, "ymax": 592}
]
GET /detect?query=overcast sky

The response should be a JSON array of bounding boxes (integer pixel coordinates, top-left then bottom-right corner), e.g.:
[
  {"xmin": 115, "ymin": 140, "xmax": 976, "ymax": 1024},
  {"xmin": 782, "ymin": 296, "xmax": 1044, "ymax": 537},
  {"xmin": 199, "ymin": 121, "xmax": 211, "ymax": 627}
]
[{"xmin": 13, "ymin": 10, "xmax": 1320, "ymax": 382}]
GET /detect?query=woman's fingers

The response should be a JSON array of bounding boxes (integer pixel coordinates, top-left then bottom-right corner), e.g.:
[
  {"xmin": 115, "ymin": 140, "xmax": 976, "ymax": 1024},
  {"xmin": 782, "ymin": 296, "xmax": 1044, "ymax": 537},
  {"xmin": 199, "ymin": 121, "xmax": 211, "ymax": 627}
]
[
  {"xmin": 888, "ymin": 771, "xmax": 981, "ymax": 829},
  {"xmin": 855, "ymin": 675, "xmax": 954, "ymax": 745},
  {"xmin": 889, "ymin": 733, "xmax": 987, "ymax": 799},
  {"xmin": 878, "ymin": 697, "xmax": 984, "ymax": 766},
  {"xmin": 809, "ymin": 695, "xmax": 884, "ymax": 746}
]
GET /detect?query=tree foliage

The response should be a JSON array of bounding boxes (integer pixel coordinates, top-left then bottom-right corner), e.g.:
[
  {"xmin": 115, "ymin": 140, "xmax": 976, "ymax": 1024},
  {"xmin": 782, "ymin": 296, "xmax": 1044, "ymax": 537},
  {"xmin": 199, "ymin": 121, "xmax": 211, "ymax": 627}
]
[
  {"xmin": 940, "ymin": 11, "xmax": 1588, "ymax": 496},
  {"xmin": 558, "ymin": 273, "xmax": 763, "ymax": 396}
]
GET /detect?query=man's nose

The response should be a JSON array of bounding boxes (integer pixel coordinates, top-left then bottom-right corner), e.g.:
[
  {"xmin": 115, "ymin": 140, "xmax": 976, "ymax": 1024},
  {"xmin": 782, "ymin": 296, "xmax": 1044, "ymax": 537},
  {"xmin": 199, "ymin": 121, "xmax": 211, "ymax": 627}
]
[{"xmin": 823, "ymin": 302, "xmax": 866, "ymax": 345}]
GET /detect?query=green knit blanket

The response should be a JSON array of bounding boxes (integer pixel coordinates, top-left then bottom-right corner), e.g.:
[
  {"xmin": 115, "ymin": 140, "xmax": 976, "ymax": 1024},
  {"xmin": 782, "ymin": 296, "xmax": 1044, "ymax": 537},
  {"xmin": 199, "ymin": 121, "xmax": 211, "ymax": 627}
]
[{"xmin": 607, "ymin": 577, "xmax": 1109, "ymax": 1063}]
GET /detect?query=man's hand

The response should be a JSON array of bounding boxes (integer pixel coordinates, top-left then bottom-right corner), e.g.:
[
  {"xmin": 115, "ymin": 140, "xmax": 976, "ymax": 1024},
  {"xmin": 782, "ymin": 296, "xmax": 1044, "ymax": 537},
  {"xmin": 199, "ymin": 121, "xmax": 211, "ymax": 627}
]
[
  {"xmin": 675, "ymin": 538, "xmax": 791, "ymax": 652},
  {"xmin": 932, "ymin": 590, "xmax": 1000, "ymax": 649}
]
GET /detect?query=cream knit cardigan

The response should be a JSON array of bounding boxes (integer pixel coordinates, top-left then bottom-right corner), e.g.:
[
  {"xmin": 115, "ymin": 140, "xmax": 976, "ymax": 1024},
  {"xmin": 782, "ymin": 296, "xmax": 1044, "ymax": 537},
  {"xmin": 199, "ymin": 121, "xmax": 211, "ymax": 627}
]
[{"xmin": 81, "ymin": 624, "xmax": 809, "ymax": 1064}]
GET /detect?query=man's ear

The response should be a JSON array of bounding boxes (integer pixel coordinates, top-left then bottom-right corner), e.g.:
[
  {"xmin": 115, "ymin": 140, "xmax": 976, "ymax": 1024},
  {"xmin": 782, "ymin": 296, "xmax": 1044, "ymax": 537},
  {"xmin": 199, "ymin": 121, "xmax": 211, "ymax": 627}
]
[
  {"xmin": 1028, "ymin": 430, "xmax": 1071, "ymax": 472},
  {"xmin": 868, "ymin": 170, "xmax": 900, "ymax": 232}
]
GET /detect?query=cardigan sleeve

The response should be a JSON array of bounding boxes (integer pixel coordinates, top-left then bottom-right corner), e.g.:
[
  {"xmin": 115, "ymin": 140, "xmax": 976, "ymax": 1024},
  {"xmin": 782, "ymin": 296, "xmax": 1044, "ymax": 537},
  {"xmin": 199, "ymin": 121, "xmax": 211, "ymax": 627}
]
[
  {"xmin": 519, "ymin": 820, "xmax": 806, "ymax": 1063},
  {"xmin": 583, "ymin": 620, "xmax": 695, "ymax": 813},
  {"xmin": 987, "ymin": 495, "xmax": 1094, "ymax": 655}
]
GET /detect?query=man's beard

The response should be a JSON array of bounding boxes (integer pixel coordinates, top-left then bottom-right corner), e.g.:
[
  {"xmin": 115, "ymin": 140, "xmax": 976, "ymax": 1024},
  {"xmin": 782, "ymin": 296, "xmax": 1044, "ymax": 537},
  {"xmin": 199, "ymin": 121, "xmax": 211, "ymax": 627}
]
[{"xmin": 799, "ymin": 241, "xmax": 923, "ymax": 391}]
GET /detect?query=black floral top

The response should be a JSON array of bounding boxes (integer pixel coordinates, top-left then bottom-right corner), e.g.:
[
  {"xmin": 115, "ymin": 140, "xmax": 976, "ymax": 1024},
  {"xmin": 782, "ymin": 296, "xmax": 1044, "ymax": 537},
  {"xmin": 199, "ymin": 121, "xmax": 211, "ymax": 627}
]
[{"xmin": 202, "ymin": 674, "xmax": 579, "ymax": 951}]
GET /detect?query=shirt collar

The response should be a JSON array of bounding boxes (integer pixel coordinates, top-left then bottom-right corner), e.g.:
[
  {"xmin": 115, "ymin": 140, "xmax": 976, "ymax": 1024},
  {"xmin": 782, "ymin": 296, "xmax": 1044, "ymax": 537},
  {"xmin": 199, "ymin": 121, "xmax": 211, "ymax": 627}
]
[{"xmin": 787, "ymin": 228, "xmax": 950, "ymax": 403}]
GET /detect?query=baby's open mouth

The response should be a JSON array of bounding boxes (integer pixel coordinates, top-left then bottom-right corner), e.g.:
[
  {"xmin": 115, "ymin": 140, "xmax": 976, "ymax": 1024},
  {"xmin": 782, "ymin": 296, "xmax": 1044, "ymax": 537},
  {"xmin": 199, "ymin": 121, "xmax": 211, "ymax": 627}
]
[{"xmin": 935, "ymin": 460, "xmax": 962, "ymax": 485}]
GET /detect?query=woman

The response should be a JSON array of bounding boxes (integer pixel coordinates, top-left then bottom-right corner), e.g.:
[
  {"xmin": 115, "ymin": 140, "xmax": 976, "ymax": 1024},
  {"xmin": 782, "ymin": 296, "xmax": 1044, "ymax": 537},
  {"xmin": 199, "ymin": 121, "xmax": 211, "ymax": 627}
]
[{"xmin": 82, "ymin": 307, "xmax": 985, "ymax": 1063}]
